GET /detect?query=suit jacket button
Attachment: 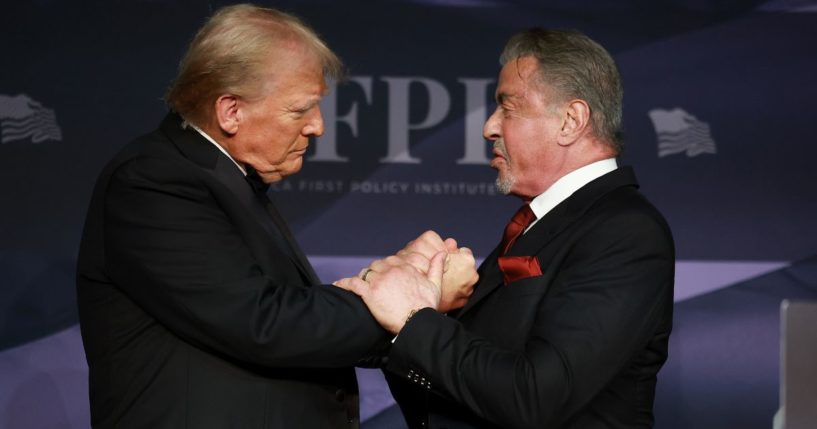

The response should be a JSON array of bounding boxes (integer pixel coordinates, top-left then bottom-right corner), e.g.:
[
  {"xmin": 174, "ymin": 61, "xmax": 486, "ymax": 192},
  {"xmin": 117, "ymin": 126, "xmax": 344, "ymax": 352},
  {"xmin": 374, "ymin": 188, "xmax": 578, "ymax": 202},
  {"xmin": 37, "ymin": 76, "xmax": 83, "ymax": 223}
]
[{"xmin": 335, "ymin": 389, "xmax": 346, "ymax": 401}]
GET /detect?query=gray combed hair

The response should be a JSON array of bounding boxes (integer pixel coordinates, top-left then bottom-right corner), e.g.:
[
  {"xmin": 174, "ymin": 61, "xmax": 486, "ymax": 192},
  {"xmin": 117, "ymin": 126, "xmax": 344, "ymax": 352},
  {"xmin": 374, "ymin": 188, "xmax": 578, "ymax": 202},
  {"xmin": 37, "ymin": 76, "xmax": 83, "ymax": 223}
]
[{"xmin": 500, "ymin": 28, "xmax": 623, "ymax": 152}]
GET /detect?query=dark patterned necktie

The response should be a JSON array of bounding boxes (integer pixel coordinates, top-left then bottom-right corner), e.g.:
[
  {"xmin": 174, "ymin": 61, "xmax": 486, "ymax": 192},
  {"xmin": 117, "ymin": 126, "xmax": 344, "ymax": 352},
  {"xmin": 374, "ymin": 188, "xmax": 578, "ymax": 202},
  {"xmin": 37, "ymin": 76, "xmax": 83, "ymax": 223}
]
[
  {"xmin": 499, "ymin": 204, "xmax": 536, "ymax": 255},
  {"xmin": 244, "ymin": 166, "xmax": 320, "ymax": 284}
]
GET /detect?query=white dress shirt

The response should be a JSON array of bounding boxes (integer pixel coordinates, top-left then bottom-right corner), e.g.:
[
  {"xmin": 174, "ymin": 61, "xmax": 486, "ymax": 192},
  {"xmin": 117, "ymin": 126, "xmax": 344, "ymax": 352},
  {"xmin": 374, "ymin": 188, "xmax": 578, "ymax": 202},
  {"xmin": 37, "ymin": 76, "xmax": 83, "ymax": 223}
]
[{"xmin": 526, "ymin": 158, "xmax": 618, "ymax": 232}]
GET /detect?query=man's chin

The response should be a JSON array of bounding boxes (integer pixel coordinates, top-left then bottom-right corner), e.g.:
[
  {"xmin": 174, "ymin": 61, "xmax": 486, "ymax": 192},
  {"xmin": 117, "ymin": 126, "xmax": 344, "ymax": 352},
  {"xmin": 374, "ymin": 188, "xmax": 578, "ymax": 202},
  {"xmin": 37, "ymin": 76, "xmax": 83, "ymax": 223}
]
[
  {"xmin": 495, "ymin": 172, "xmax": 514, "ymax": 195},
  {"xmin": 278, "ymin": 158, "xmax": 304, "ymax": 178}
]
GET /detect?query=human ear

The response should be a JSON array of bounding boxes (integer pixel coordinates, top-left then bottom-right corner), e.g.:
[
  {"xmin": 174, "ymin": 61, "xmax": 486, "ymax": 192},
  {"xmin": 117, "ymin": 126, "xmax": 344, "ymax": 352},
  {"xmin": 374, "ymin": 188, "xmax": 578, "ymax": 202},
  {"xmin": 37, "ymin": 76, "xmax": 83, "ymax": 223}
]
[
  {"xmin": 213, "ymin": 95, "xmax": 240, "ymax": 135},
  {"xmin": 558, "ymin": 99, "xmax": 590, "ymax": 146}
]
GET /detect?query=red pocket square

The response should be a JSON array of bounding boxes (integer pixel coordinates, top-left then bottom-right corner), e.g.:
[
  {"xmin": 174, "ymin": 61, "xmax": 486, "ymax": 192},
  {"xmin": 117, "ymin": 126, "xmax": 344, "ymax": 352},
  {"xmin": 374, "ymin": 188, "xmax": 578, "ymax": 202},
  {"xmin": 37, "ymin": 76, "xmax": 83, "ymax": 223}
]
[{"xmin": 497, "ymin": 255, "xmax": 542, "ymax": 285}]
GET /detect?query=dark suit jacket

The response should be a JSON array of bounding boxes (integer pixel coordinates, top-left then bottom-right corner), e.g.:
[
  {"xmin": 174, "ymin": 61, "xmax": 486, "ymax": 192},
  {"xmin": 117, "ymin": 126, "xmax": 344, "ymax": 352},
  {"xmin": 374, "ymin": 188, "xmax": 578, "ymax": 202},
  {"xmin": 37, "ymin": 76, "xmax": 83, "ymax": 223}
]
[
  {"xmin": 76, "ymin": 114, "xmax": 386, "ymax": 428},
  {"xmin": 385, "ymin": 167, "xmax": 675, "ymax": 429}
]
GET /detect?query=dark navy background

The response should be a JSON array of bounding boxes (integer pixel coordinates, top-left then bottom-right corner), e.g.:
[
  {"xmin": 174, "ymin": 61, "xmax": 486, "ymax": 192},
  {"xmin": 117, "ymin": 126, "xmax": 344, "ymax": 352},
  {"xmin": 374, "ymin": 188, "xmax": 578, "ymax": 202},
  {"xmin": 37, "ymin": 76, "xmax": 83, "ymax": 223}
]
[{"xmin": 1, "ymin": 1, "xmax": 815, "ymax": 428}]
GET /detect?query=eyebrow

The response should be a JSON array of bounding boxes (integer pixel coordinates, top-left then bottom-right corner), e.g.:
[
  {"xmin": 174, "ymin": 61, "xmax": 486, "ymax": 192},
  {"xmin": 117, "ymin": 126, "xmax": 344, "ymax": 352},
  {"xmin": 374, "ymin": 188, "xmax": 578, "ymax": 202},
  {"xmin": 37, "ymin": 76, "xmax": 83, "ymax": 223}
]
[
  {"xmin": 496, "ymin": 92, "xmax": 519, "ymax": 104},
  {"xmin": 304, "ymin": 97, "xmax": 321, "ymax": 108},
  {"xmin": 290, "ymin": 96, "xmax": 322, "ymax": 110}
]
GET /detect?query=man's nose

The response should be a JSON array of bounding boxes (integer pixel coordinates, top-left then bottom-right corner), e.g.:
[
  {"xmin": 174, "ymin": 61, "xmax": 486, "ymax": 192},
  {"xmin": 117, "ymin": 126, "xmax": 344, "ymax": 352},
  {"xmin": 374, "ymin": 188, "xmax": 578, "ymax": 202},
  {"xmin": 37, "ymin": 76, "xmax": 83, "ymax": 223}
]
[
  {"xmin": 304, "ymin": 106, "xmax": 325, "ymax": 137},
  {"xmin": 483, "ymin": 108, "xmax": 501, "ymax": 141}
]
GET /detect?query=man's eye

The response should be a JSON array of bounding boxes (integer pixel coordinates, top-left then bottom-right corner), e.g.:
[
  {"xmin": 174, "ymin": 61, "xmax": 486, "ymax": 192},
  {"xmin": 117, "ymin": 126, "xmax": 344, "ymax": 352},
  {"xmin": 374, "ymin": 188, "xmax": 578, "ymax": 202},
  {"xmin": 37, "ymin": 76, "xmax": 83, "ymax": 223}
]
[{"xmin": 291, "ymin": 104, "xmax": 316, "ymax": 116}]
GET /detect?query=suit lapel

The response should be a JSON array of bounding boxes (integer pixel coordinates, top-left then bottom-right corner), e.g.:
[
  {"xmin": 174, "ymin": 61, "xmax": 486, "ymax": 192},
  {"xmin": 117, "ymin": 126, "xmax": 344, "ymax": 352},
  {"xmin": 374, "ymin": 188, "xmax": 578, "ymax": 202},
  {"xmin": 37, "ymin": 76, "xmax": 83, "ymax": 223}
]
[
  {"xmin": 255, "ymin": 193, "xmax": 321, "ymax": 284},
  {"xmin": 158, "ymin": 113, "xmax": 320, "ymax": 285},
  {"xmin": 457, "ymin": 167, "xmax": 639, "ymax": 318},
  {"xmin": 211, "ymin": 156, "xmax": 320, "ymax": 282},
  {"xmin": 511, "ymin": 167, "xmax": 638, "ymax": 257}
]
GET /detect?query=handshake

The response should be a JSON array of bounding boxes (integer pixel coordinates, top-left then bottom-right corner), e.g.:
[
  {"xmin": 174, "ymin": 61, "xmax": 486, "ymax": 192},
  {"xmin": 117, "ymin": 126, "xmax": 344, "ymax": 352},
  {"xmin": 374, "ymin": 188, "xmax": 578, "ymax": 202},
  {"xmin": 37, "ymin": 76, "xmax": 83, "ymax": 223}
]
[{"xmin": 334, "ymin": 231, "xmax": 479, "ymax": 334}]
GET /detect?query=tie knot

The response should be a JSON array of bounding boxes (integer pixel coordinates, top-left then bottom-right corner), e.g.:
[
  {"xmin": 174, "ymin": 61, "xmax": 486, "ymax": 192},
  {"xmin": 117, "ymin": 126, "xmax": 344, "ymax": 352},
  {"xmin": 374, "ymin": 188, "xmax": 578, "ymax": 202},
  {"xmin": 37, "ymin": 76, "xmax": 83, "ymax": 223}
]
[
  {"xmin": 245, "ymin": 167, "xmax": 270, "ymax": 195},
  {"xmin": 510, "ymin": 204, "xmax": 536, "ymax": 227},
  {"xmin": 500, "ymin": 204, "xmax": 536, "ymax": 255}
]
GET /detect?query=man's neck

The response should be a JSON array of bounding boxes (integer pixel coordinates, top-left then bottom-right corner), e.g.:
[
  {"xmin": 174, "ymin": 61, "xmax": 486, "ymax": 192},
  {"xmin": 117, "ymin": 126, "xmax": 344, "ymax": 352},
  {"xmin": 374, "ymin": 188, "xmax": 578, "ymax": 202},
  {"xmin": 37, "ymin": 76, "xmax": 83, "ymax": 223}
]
[
  {"xmin": 523, "ymin": 157, "xmax": 618, "ymax": 227},
  {"xmin": 185, "ymin": 121, "xmax": 247, "ymax": 176}
]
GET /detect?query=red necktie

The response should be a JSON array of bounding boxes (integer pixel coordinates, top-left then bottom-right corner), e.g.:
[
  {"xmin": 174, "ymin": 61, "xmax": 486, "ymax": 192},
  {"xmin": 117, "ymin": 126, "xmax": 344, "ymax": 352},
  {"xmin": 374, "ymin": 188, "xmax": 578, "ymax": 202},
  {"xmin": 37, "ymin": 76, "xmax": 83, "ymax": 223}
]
[{"xmin": 499, "ymin": 204, "xmax": 536, "ymax": 255}]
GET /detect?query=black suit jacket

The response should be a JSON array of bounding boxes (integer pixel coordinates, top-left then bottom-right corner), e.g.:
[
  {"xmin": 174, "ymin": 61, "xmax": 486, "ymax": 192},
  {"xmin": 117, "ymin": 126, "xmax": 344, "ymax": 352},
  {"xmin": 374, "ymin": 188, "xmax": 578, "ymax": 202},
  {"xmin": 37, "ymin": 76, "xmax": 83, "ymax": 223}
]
[
  {"xmin": 76, "ymin": 114, "xmax": 386, "ymax": 428},
  {"xmin": 385, "ymin": 167, "xmax": 675, "ymax": 429}
]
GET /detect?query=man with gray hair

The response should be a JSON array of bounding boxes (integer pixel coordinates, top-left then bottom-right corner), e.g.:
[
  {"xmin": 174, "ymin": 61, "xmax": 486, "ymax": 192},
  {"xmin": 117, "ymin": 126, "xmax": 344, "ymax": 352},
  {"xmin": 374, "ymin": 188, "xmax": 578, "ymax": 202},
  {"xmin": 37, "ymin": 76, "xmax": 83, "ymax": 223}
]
[
  {"xmin": 76, "ymin": 4, "xmax": 476, "ymax": 428},
  {"xmin": 337, "ymin": 28, "xmax": 675, "ymax": 428}
]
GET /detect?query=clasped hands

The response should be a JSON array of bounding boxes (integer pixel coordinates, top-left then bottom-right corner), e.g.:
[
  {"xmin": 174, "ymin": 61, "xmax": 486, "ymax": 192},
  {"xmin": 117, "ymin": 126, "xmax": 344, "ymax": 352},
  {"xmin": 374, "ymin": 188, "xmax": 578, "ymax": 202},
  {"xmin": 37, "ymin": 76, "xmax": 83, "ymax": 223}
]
[{"xmin": 334, "ymin": 231, "xmax": 479, "ymax": 334}]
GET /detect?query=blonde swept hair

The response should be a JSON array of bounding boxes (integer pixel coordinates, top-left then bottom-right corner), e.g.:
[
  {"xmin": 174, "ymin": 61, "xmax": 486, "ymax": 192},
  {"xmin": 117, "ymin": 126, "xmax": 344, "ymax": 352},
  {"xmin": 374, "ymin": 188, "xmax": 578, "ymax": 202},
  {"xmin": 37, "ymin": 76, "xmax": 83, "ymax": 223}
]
[{"xmin": 165, "ymin": 4, "xmax": 343, "ymax": 126}]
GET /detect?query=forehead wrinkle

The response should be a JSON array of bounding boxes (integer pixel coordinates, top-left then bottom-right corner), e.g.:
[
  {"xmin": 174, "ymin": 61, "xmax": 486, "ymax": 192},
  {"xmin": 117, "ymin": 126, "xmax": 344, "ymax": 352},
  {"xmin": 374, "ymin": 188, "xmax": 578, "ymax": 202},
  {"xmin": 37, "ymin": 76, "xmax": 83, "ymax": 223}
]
[
  {"xmin": 515, "ymin": 56, "xmax": 550, "ymax": 98},
  {"xmin": 496, "ymin": 59, "xmax": 541, "ymax": 108}
]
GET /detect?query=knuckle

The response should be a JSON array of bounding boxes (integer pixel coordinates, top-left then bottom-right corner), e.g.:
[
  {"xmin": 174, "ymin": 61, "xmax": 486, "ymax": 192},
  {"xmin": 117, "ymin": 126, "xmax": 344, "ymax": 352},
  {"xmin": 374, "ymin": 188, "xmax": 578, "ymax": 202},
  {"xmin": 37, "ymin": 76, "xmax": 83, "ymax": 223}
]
[{"xmin": 421, "ymin": 230, "xmax": 441, "ymax": 242}]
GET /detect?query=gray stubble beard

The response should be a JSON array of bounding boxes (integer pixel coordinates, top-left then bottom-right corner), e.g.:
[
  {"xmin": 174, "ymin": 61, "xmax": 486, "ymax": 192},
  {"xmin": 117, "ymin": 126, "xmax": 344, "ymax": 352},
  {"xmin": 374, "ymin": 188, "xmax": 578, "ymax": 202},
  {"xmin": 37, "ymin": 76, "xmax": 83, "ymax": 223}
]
[{"xmin": 493, "ymin": 139, "xmax": 515, "ymax": 195}]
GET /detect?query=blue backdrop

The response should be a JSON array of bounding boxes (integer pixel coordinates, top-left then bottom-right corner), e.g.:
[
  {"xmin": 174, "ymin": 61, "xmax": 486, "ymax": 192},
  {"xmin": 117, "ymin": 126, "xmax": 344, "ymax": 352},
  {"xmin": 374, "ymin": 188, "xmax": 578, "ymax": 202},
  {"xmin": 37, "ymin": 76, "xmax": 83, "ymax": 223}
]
[{"xmin": 1, "ymin": 0, "xmax": 816, "ymax": 427}]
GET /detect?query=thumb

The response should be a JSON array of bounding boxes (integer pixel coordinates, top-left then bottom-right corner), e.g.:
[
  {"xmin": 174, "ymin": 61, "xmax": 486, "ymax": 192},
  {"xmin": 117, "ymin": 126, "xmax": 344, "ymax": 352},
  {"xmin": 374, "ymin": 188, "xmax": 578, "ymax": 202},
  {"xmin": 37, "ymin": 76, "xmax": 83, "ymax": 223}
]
[
  {"xmin": 443, "ymin": 238, "xmax": 458, "ymax": 252},
  {"xmin": 427, "ymin": 251, "xmax": 446, "ymax": 288},
  {"xmin": 334, "ymin": 277, "xmax": 369, "ymax": 297},
  {"xmin": 458, "ymin": 246, "xmax": 473, "ymax": 256}
]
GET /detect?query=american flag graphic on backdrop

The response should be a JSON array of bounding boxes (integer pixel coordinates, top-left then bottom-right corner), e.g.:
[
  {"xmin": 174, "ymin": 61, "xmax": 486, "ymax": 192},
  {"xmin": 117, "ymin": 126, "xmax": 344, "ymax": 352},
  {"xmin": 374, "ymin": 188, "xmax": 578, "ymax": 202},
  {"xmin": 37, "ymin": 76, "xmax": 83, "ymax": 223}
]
[
  {"xmin": 0, "ymin": 94, "xmax": 62, "ymax": 144},
  {"xmin": 648, "ymin": 108, "xmax": 716, "ymax": 158}
]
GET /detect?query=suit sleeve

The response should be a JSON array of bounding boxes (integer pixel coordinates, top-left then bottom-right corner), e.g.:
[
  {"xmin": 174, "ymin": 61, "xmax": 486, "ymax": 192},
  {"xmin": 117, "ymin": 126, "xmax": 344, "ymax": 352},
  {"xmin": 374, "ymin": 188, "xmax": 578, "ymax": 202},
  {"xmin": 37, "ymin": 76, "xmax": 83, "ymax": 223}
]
[
  {"xmin": 103, "ymin": 156, "xmax": 387, "ymax": 368},
  {"xmin": 386, "ymin": 207, "xmax": 674, "ymax": 428}
]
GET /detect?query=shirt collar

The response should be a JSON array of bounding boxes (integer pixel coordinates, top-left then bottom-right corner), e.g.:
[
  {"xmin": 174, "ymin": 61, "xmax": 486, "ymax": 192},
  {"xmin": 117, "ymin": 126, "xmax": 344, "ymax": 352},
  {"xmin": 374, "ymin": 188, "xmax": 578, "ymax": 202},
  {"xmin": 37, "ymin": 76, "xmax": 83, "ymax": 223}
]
[
  {"xmin": 185, "ymin": 121, "xmax": 247, "ymax": 176},
  {"xmin": 527, "ymin": 158, "xmax": 618, "ymax": 229}
]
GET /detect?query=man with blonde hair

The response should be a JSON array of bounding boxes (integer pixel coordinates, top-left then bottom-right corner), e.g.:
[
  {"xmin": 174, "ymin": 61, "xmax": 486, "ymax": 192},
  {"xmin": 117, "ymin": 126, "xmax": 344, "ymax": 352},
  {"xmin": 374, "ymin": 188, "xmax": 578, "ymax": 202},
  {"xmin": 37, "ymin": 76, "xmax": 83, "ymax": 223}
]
[{"xmin": 76, "ymin": 4, "xmax": 463, "ymax": 428}]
